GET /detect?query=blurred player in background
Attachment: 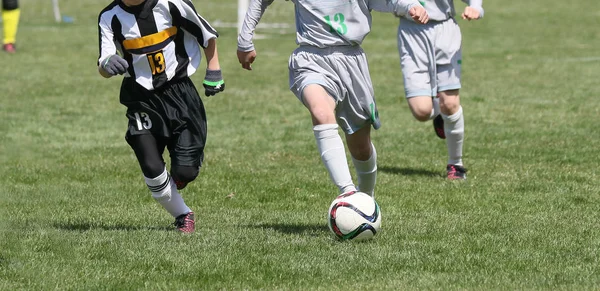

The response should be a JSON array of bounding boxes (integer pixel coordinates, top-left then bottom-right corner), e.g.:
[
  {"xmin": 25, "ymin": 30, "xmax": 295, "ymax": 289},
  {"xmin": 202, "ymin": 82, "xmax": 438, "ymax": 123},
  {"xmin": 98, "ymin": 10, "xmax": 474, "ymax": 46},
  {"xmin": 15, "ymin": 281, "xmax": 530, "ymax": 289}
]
[
  {"xmin": 237, "ymin": 0, "xmax": 428, "ymax": 197},
  {"xmin": 396, "ymin": 0, "xmax": 484, "ymax": 180},
  {"xmin": 2, "ymin": 0, "xmax": 20, "ymax": 53},
  {"xmin": 97, "ymin": 0, "xmax": 225, "ymax": 233}
]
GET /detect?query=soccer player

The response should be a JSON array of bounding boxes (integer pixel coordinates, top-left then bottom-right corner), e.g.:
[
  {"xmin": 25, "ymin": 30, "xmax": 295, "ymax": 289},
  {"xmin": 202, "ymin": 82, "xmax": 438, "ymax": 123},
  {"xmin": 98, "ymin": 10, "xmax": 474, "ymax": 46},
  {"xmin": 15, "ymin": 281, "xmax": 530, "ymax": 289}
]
[
  {"xmin": 97, "ymin": 0, "xmax": 225, "ymax": 233},
  {"xmin": 2, "ymin": 0, "xmax": 20, "ymax": 53},
  {"xmin": 396, "ymin": 0, "xmax": 484, "ymax": 180},
  {"xmin": 237, "ymin": 0, "xmax": 428, "ymax": 197}
]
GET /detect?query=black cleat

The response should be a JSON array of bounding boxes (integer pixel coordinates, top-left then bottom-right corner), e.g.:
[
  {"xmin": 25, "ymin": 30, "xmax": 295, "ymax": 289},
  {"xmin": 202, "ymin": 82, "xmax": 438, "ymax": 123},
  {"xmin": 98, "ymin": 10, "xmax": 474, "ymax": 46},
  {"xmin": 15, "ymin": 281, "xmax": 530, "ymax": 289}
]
[
  {"xmin": 447, "ymin": 164, "xmax": 467, "ymax": 180},
  {"xmin": 173, "ymin": 212, "xmax": 195, "ymax": 233},
  {"xmin": 433, "ymin": 115, "xmax": 445, "ymax": 139}
]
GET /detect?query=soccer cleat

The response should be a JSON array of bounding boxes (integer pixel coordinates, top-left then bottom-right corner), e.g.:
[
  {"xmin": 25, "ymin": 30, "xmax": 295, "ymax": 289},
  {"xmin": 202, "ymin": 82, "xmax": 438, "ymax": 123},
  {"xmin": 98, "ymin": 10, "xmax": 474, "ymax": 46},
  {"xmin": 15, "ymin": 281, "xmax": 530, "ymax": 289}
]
[
  {"xmin": 173, "ymin": 212, "xmax": 195, "ymax": 233},
  {"xmin": 447, "ymin": 164, "xmax": 467, "ymax": 180},
  {"xmin": 3, "ymin": 43, "xmax": 16, "ymax": 54},
  {"xmin": 433, "ymin": 115, "xmax": 446, "ymax": 139},
  {"xmin": 336, "ymin": 190, "xmax": 356, "ymax": 199}
]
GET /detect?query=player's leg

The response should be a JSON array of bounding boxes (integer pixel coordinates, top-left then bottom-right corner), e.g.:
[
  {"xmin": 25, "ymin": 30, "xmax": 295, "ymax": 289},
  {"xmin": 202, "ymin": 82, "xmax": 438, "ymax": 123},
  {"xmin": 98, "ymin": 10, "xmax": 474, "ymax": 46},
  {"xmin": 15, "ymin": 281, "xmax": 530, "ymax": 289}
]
[
  {"xmin": 407, "ymin": 96, "xmax": 444, "ymax": 139},
  {"xmin": 125, "ymin": 133, "xmax": 193, "ymax": 220},
  {"xmin": 303, "ymin": 84, "xmax": 357, "ymax": 195},
  {"xmin": 346, "ymin": 125, "xmax": 377, "ymax": 196},
  {"xmin": 438, "ymin": 89, "xmax": 466, "ymax": 179},
  {"xmin": 167, "ymin": 78, "xmax": 207, "ymax": 191},
  {"xmin": 436, "ymin": 18, "xmax": 466, "ymax": 179},
  {"xmin": 2, "ymin": 0, "xmax": 20, "ymax": 53},
  {"xmin": 397, "ymin": 21, "xmax": 440, "ymax": 130},
  {"xmin": 163, "ymin": 78, "xmax": 209, "ymax": 233},
  {"xmin": 337, "ymin": 49, "xmax": 379, "ymax": 197},
  {"xmin": 167, "ymin": 138, "xmax": 201, "ymax": 234},
  {"xmin": 169, "ymin": 128, "xmax": 204, "ymax": 191}
]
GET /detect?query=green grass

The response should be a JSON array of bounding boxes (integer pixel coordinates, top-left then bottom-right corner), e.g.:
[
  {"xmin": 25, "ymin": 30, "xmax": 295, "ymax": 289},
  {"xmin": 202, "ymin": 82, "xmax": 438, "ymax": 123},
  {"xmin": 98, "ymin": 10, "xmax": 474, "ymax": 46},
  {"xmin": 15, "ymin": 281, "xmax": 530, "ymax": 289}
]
[{"xmin": 1, "ymin": 0, "xmax": 599, "ymax": 289}]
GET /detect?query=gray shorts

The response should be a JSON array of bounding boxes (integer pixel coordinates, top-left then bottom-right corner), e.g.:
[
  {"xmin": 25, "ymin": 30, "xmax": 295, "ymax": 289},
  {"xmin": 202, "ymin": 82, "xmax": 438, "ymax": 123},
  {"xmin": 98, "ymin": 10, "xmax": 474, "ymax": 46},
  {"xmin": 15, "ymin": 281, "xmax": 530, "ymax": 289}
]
[
  {"xmin": 288, "ymin": 45, "xmax": 381, "ymax": 134},
  {"xmin": 398, "ymin": 18, "xmax": 462, "ymax": 98}
]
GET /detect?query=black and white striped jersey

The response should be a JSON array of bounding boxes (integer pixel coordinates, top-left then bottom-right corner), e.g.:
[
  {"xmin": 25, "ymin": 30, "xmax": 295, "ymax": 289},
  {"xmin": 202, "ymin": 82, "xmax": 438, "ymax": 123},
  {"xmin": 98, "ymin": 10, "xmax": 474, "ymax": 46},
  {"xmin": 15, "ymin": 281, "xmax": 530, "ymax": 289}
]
[{"xmin": 98, "ymin": 0, "xmax": 218, "ymax": 90}]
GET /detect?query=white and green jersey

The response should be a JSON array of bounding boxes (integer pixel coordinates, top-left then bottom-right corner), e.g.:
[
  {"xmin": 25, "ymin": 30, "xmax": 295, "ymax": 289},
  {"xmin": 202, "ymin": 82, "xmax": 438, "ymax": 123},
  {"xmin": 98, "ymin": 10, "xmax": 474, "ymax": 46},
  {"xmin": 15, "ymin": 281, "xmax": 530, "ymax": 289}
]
[
  {"xmin": 402, "ymin": 0, "xmax": 483, "ymax": 22},
  {"xmin": 238, "ymin": 0, "xmax": 422, "ymax": 51}
]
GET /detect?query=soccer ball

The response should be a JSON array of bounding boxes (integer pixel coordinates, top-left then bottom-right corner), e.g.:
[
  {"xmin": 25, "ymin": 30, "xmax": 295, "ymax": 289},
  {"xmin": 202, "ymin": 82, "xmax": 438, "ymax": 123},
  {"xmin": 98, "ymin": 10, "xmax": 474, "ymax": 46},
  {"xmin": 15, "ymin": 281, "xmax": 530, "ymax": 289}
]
[{"xmin": 328, "ymin": 191, "xmax": 381, "ymax": 241}]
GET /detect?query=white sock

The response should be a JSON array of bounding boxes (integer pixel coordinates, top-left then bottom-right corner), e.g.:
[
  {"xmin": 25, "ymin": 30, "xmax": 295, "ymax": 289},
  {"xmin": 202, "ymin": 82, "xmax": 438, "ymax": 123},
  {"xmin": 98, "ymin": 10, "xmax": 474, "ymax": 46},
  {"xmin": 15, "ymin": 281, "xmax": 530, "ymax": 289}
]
[
  {"xmin": 429, "ymin": 97, "xmax": 441, "ymax": 120},
  {"xmin": 145, "ymin": 168, "xmax": 191, "ymax": 217},
  {"xmin": 313, "ymin": 124, "xmax": 356, "ymax": 194},
  {"xmin": 442, "ymin": 106, "xmax": 464, "ymax": 166},
  {"xmin": 351, "ymin": 143, "xmax": 377, "ymax": 197}
]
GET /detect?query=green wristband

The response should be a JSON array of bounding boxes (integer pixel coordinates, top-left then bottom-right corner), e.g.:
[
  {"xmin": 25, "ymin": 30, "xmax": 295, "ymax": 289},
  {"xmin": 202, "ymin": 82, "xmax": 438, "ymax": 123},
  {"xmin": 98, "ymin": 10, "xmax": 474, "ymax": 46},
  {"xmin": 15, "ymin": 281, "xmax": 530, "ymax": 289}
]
[{"xmin": 203, "ymin": 79, "xmax": 224, "ymax": 86}]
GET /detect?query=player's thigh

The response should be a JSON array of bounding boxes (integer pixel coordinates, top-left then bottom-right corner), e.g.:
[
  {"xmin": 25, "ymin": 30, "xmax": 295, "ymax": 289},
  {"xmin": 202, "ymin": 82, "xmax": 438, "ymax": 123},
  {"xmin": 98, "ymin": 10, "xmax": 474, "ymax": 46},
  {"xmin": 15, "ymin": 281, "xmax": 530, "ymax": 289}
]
[
  {"xmin": 407, "ymin": 96, "xmax": 434, "ymax": 121},
  {"xmin": 398, "ymin": 21, "xmax": 436, "ymax": 98},
  {"xmin": 435, "ymin": 18, "xmax": 462, "ymax": 96},
  {"xmin": 332, "ymin": 49, "xmax": 380, "ymax": 134},
  {"xmin": 169, "ymin": 127, "xmax": 204, "ymax": 170},
  {"xmin": 289, "ymin": 48, "xmax": 340, "ymax": 125},
  {"xmin": 302, "ymin": 84, "xmax": 337, "ymax": 125},
  {"xmin": 126, "ymin": 133, "xmax": 167, "ymax": 178}
]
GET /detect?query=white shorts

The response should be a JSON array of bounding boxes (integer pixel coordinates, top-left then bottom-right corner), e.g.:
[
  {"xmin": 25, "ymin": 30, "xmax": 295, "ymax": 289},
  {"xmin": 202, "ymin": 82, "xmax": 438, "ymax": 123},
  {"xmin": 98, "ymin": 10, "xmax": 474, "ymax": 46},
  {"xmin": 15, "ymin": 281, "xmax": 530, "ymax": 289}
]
[
  {"xmin": 288, "ymin": 45, "xmax": 381, "ymax": 134},
  {"xmin": 398, "ymin": 18, "xmax": 462, "ymax": 98}
]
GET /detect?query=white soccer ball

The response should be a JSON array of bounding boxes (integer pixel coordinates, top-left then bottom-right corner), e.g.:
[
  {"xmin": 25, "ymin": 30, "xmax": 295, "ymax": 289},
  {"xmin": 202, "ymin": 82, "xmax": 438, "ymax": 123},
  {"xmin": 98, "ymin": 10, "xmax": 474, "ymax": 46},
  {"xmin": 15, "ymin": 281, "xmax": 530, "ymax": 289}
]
[{"xmin": 328, "ymin": 191, "xmax": 381, "ymax": 241}]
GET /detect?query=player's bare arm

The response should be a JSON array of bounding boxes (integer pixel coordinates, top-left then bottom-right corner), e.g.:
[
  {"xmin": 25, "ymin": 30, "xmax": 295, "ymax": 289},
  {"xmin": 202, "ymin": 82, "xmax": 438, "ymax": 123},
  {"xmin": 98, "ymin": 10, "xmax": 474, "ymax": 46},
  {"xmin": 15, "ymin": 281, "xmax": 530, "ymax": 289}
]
[
  {"xmin": 203, "ymin": 38, "xmax": 221, "ymax": 71},
  {"xmin": 202, "ymin": 38, "xmax": 225, "ymax": 96},
  {"xmin": 236, "ymin": 0, "xmax": 275, "ymax": 70}
]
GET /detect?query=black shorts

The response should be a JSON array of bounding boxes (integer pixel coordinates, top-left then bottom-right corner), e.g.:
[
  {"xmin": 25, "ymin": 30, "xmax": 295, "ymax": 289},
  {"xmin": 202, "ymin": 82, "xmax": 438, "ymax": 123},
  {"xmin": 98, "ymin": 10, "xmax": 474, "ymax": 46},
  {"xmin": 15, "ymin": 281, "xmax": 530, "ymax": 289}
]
[{"xmin": 120, "ymin": 77, "xmax": 207, "ymax": 168}]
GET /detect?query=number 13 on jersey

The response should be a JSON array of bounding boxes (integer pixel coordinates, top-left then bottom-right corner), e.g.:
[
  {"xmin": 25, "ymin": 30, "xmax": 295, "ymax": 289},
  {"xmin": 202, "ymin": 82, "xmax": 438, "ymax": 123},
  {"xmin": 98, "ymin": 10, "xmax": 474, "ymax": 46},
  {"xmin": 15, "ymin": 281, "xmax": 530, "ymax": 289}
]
[
  {"xmin": 324, "ymin": 13, "xmax": 347, "ymax": 35},
  {"xmin": 147, "ymin": 51, "xmax": 166, "ymax": 75}
]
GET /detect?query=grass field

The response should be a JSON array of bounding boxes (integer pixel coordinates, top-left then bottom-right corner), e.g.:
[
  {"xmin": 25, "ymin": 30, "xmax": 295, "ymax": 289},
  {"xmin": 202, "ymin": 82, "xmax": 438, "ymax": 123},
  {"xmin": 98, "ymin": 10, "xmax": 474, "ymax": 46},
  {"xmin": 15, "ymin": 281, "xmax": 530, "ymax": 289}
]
[{"xmin": 1, "ymin": 0, "xmax": 599, "ymax": 289}]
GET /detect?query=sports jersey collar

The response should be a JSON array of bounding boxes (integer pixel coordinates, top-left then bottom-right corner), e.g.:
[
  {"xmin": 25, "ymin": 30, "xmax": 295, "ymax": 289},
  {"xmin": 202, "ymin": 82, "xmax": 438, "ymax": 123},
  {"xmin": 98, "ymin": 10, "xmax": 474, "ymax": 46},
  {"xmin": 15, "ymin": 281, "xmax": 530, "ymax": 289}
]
[{"xmin": 118, "ymin": 0, "xmax": 158, "ymax": 15}]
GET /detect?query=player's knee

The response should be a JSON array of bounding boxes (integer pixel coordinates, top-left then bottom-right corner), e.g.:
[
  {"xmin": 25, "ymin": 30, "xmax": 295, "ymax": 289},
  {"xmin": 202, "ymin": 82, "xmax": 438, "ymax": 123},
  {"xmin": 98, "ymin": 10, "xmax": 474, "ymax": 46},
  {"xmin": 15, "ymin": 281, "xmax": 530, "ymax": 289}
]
[
  {"xmin": 3, "ymin": 0, "xmax": 19, "ymax": 10},
  {"xmin": 349, "ymin": 143, "xmax": 372, "ymax": 161},
  {"xmin": 409, "ymin": 106, "xmax": 432, "ymax": 122},
  {"xmin": 411, "ymin": 111, "xmax": 431, "ymax": 122},
  {"xmin": 171, "ymin": 165, "xmax": 199, "ymax": 190},
  {"xmin": 407, "ymin": 96, "xmax": 434, "ymax": 121},
  {"xmin": 439, "ymin": 97, "xmax": 460, "ymax": 114},
  {"xmin": 310, "ymin": 108, "xmax": 336, "ymax": 125},
  {"xmin": 139, "ymin": 161, "xmax": 165, "ymax": 178}
]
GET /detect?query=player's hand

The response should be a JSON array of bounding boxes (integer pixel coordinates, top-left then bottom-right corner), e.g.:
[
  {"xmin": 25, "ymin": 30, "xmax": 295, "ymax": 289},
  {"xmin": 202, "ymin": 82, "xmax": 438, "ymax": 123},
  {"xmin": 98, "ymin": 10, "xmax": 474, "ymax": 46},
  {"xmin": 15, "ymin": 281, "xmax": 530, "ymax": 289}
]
[
  {"xmin": 202, "ymin": 69, "xmax": 225, "ymax": 97},
  {"xmin": 237, "ymin": 50, "xmax": 256, "ymax": 71},
  {"xmin": 409, "ymin": 6, "xmax": 429, "ymax": 24},
  {"xmin": 461, "ymin": 6, "xmax": 481, "ymax": 21},
  {"xmin": 101, "ymin": 54, "xmax": 129, "ymax": 76}
]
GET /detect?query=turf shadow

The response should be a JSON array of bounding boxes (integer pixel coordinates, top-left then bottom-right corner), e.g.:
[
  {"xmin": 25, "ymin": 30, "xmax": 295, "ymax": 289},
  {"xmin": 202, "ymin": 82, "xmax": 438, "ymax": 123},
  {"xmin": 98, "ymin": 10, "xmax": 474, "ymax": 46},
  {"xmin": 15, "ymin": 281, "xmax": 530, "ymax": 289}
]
[
  {"xmin": 378, "ymin": 165, "xmax": 440, "ymax": 177},
  {"xmin": 52, "ymin": 221, "xmax": 171, "ymax": 232}
]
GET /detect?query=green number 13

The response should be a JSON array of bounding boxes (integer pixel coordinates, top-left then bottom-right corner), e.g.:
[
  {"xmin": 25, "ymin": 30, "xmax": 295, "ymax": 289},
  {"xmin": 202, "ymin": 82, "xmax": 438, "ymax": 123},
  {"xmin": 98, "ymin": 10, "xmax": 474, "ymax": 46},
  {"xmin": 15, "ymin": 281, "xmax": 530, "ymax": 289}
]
[{"xmin": 324, "ymin": 13, "xmax": 347, "ymax": 35}]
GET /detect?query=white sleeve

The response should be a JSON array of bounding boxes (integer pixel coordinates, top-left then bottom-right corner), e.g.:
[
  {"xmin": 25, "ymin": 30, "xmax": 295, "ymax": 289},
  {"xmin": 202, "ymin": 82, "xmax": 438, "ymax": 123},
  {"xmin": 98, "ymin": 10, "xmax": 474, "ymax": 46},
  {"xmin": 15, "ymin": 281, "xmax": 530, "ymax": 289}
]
[
  {"xmin": 98, "ymin": 13, "xmax": 117, "ymax": 66},
  {"xmin": 462, "ymin": 0, "xmax": 484, "ymax": 18},
  {"xmin": 171, "ymin": 0, "xmax": 219, "ymax": 48},
  {"xmin": 368, "ymin": 0, "xmax": 421, "ymax": 15},
  {"xmin": 237, "ymin": 0, "xmax": 275, "ymax": 52}
]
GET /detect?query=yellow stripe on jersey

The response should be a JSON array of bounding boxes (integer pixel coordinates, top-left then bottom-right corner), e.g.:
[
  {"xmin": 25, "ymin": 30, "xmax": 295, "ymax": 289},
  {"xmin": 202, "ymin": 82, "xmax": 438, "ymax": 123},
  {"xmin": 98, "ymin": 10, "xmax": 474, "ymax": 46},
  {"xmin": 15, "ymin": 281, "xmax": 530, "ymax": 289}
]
[{"xmin": 122, "ymin": 27, "xmax": 178, "ymax": 51}]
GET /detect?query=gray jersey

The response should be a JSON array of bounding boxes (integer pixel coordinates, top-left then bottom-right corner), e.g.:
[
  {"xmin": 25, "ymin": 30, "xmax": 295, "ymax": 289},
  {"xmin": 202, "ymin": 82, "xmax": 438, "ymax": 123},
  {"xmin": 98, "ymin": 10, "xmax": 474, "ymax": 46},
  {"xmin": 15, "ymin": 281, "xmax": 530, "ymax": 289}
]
[
  {"xmin": 238, "ymin": 0, "xmax": 421, "ymax": 51},
  {"xmin": 401, "ymin": 0, "xmax": 483, "ymax": 22}
]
